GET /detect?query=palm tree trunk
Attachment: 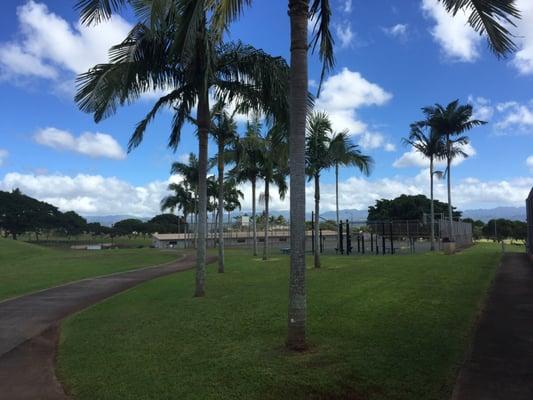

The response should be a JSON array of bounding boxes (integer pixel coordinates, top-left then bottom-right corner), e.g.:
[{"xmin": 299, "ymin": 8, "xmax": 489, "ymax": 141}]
[
  {"xmin": 218, "ymin": 139, "xmax": 225, "ymax": 273},
  {"xmin": 314, "ymin": 173, "xmax": 320, "ymax": 268},
  {"xmin": 263, "ymin": 180, "xmax": 270, "ymax": 260},
  {"xmin": 194, "ymin": 88, "xmax": 209, "ymax": 297},
  {"xmin": 252, "ymin": 177, "xmax": 257, "ymax": 256},
  {"xmin": 287, "ymin": 0, "xmax": 308, "ymax": 351},
  {"xmin": 446, "ymin": 134, "xmax": 453, "ymax": 241},
  {"xmin": 335, "ymin": 162, "xmax": 340, "ymax": 252},
  {"xmin": 430, "ymin": 156, "xmax": 435, "ymax": 251}
]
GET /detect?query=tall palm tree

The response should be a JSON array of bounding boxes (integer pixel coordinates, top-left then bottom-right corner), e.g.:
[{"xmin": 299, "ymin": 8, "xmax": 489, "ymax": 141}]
[
  {"xmin": 258, "ymin": 126, "xmax": 289, "ymax": 261},
  {"xmin": 329, "ymin": 129, "xmax": 373, "ymax": 250},
  {"xmin": 161, "ymin": 182, "xmax": 195, "ymax": 244},
  {"xmin": 171, "ymin": 154, "xmax": 200, "ymax": 246},
  {"xmin": 402, "ymin": 122, "xmax": 445, "ymax": 251},
  {"xmin": 210, "ymin": 105, "xmax": 238, "ymax": 273},
  {"xmin": 75, "ymin": 5, "xmax": 289, "ymax": 297},
  {"xmin": 223, "ymin": 179, "xmax": 244, "ymax": 224},
  {"xmin": 78, "ymin": 0, "xmax": 520, "ymax": 349},
  {"xmin": 230, "ymin": 117, "xmax": 264, "ymax": 257},
  {"xmin": 306, "ymin": 112, "xmax": 333, "ymax": 269},
  {"xmin": 423, "ymin": 101, "xmax": 486, "ymax": 241}
]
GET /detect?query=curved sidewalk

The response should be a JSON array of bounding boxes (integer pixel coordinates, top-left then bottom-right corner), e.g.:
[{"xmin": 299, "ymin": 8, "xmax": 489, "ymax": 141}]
[
  {"xmin": 452, "ymin": 252, "xmax": 533, "ymax": 399},
  {"xmin": 0, "ymin": 254, "xmax": 215, "ymax": 399}
]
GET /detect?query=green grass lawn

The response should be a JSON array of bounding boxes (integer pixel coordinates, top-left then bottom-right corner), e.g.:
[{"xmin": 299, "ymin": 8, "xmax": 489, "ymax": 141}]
[
  {"xmin": 0, "ymin": 238, "xmax": 178, "ymax": 301},
  {"xmin": 58, "ymin": 244, "xmax": 501, "ymax": 400}
]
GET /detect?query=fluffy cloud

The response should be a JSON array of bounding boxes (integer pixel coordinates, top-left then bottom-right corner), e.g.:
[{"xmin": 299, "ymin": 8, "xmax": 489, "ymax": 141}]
[
  {"xmin": 0, "ymin": 1, "xmax": 131, "ymax": 81},
  {"xmin": 34, "ymin": 127, "xmax": 126, "ymax": 160},
  {"xmin": 0, "ymin": 149, "xmax": 8, "ymax": 166},
  {"xmin": 468, "ymin": 96, "xmax": 533, "ymax": 134},
  {"xmin": 0, "ymin": 172, "xmax": 183, "ymax": 216},
  {"xmin": 383, "ymin": 24, "xmax": 408, "ymax": 39},
  {"xmin": 527, "ymin": 155, "xmax": 533, "ymax": 172},
  {"xmin": 511, "ymin": 0, "xmax": 533, "ymax": 75},
  {"xmin": 421, "ymin": 0, "xmax": 482, "ymax": 62},
  {"xmin": 343, "ymin": 0, "xmax": 352, "ymax": 13},
  {"xmin": 335, "ymin": 22, "xmax": 354, "ymax": 48},
  {"xmin": 393, "ymin": 142, "xmax": 476, "ymax": 168},
  {"xmin": 314, "ymin": 68, "xmax": 393, "ymax": 150},
  {"xmin": 3, "ymin": 166, "xmax": 530, "ymax": 217},
  {"xmin": 358, "ymin": 132, "xmax": 395, "ymax": 152}
]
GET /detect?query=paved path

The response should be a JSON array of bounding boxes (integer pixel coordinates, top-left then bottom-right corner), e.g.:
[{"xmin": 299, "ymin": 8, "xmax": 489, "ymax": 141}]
[
  {"xmin": 452, "ymin": 252, "xmax": 533, "ymax": 400},
  {"xmin": 0, "ymin": 254, "xmax": 215, "ymax": 399}
]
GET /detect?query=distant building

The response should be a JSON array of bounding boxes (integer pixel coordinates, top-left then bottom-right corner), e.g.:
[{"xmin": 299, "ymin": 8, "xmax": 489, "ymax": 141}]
[{"xmin": 236, "ymin": 215, "xmax": 250, "ymax": 227}]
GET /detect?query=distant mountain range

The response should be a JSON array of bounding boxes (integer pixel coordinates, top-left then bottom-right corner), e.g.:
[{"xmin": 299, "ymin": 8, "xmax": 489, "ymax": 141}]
[
  {"xmin": 462, "ymin": 207, "xmax": 526, "ymax": 222},
  {"xmin": 84, "ymin": 206, "xmax": 526, "ymax": 226}
]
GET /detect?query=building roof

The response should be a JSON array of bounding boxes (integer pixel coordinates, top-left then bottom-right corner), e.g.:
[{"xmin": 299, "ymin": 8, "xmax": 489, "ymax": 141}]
[{"xmin": 152, "ymin": 230, "xmax": 338, "ymax": 241}]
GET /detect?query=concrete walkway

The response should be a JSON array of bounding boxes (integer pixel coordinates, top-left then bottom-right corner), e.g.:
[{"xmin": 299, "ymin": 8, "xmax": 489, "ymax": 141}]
[
  {"xmin": 452, "ymin": 252, "xmax": 533, "ymax": 400},
  {"xmin": 0, "ymin": 254, "xmax": 215, "ymax": 399}
]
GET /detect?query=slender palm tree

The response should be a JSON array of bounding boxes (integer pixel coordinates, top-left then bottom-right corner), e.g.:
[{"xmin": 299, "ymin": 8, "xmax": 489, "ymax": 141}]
[
  {"xmin": 171, "ymin": 154, "xmax": 200, "ymax": 246},
  {"xmin": 305, "ymin": 112, "xmax": 333, "ymax": 269},
  {"xmin": 258, "ymin": 126, "xmax": 289, "ymax": 261},
  {"xmin": 230, "ymin": 117, "xmax": 264, "ymax": 256},
  {"xmin": 329, "ymin": 130, "xmax": 373, "ymax": 250},
  {"xmin": 423, "ymin": 101, "xmax": 486, "ymax": 241},
  {"xmin": 78, "ymin": 0, "xmax": 520, "ymax": 349},
  {"xmin": 210, "ymin": 105, "xmax": 238, "ymax": 273},
  {"xmin": 161, "ymin": 182, "xmax": 195, "ymax": 245},
  {"xmin": 223, "ymin": 179, "xmax": 244, "ymax": 224},
  {"xmin": 75, "ymin": 6, "xmax": 289, "ymax": 297},
  {"xmin": 402, "ymin": 122, "xmax": 445, "ymax": 251}
]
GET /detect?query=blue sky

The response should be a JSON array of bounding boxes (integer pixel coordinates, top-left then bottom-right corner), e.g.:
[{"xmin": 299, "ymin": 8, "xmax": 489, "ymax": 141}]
[{"xmin": 0, "ymin": 0, "xmax": 532, "ymax": 216}]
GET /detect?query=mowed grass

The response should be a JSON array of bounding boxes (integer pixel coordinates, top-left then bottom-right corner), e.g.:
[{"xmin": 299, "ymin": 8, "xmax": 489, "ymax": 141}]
[
  {"xmin": 0, "ymin": 238, "xmax": 178, "ymax": 301},
  {"xmin": 58, "ymin": 244, "xmax": 501, "ymax": 400}
]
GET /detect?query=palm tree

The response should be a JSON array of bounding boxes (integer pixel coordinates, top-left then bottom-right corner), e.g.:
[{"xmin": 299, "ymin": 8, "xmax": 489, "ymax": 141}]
[
  {"xmin": 171, "ymin": 154, "xmax": 200, "ymax": 246},
  {"xmin": 258, "ymin": 126, "xmax": 289, "ymax": 261},
  {"xmin": 230, "ymin": 117, "xmax": 264, "ymax": 257},
  {"xmin": 78, "ymin": 0, "xmax": 520, "ymax": 349},
  {"xmin": 210, "ymin": 105, "xmax": 238, "ymax": 273},
  {"xmin": 75, "ymin": 5, "xmax": 289, "ymax": 297},
  {"xmin": 402, "ymin": 122, "xmax": 445, "ymax": 251},
  {"xmin": 223, "ymin": 179, "xmax": 244, "ymax": 224},
  {"xmin": 161, "ymin": 182, "xmax": 195, "ymax": 245},
  {"xmin": 422, "ymin": 101, "xmax": 486, "ymax": 241},
  {"xmin": 329, "ymin": 130, "xmax": 373, "ymax": 250},
  {"xmin": 305, "ymin": 112, "xmax": 333, "ymax": 269}
]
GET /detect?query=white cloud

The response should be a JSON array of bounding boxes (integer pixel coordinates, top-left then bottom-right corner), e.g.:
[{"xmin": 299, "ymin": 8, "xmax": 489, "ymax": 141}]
[
  {"xmin": 383, "ymin": 24, "xmax": 409, "ymax": 39},
  {"xmin": 0, "ymin": 149, "xmax": 8, "ymax": 166},
  {"xmin": 0, "ymin": 1, "xmax": 131, "ymax": 82},
  {"xmin": 34, "ymin": 127, "xmax": 126, "ymax": 160},
  {"xmin": 314, "ymin": 68, "xmax": 392, "ymax": 151},
  {"xmin": 1, "ymin": 169, "xmax": 531, "ymax": 217},
  {"xmin": 527, "ymin": 155, "xmax": 533, "ymax": 172},
  {"xmin": 393, "ymin": 142, "xmax": 476, "ymax": 168},
  {"xmin": 421, "ymin": 0, "xmax": 482, "ymax": 62},
  {"xmin": 511, "ymin": 0, "xmax": 533, "ymax": 75},
  {"xmin": 468, "ymin": 96, "xmax": 494, "ymax": 121},
  {"xmin": 335, "ymin": 22, "xmax": 354, "ymax": 48},
  {"xmin": 495, "ymin": 102, "xmax": 533, "ymax": 132},
  {"xmin": 384, "ymin": 143, "xmax": 397, "ymax": 152},
  {"xmin": 0, "ymin": 172, "xmax": 183, "ymax": 216},
  {"xmin": 343, "ymin": 0, "xmax": 352, "ymax": 13}
]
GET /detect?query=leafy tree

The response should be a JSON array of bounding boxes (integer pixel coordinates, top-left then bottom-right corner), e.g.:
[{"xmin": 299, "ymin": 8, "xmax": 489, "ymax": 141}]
[
  {"xmin": 402, "ymin": 122, "xmax": 446, "ymax": 250},
  {"xmin": 149, "ymin": 214, "xmax": 187, "ymax": 234},
  {"xmin": 422, "ymin": 100, "xmax": 486, "ymax": 240},
  {"xmin": 0, "ymin": 189, "xmax": 61, "ymax": 239},
  {"xmin": 59, "ymin": 211, "xmax": 88, "ymax": 238},
  {"xmin": 367, "ymin": 194, "xmax": 461, "ymax": 222},
  {"xmin": 161, "ymin": 182, "xmax": 195, "ymax": 229},
  {"xmin": 113, "ymin": 218, "xmax": 145, "ymax": 237}
]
